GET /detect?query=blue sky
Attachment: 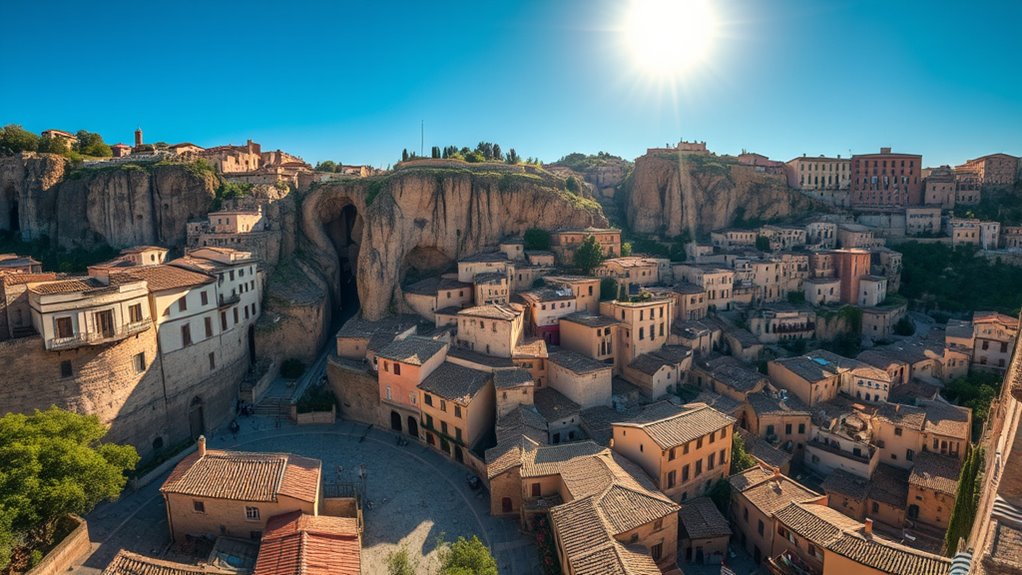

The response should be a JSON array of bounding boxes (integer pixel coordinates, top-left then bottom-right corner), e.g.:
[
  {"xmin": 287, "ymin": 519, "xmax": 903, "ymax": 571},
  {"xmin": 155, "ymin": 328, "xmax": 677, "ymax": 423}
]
[{"xmin": 3, "ymin": 0, "xmax": 1019, "ymax": 168}]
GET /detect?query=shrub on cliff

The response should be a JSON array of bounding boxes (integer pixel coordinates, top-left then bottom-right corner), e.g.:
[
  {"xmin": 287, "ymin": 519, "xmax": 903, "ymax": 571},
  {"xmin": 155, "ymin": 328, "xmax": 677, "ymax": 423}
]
[
  {"xmin": 523, "ymin": 228, "xmax": 551, "ymax": 251},
  {"xmin": 0, "ymin": 124, "xmax": 39, "ymax": 156},
  {"xmin": 0, "ymin": 408, "xmax": 138, "ymax": 570}
]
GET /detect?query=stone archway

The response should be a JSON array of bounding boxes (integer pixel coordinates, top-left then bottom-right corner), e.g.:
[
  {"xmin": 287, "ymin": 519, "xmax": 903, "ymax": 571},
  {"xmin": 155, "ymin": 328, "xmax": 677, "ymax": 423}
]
[{"xmin": 188, "ymin": 396, "xmax": 205, "ymax": 440}]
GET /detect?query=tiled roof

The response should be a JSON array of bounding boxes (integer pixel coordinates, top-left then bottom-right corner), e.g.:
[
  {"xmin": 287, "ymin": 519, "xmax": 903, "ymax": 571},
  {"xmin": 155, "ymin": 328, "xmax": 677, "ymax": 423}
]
[
  {"xmin": 446, "ymin": 346, "xmax": 516, "ymax": 368},
  {"xmin": 28, "ymin": 277, "xmax": 107, "ymax": 295},
  {"xmin": 459, "ymin": 251, "xmax": 510, "ymax": 263},
  {"xmin": 533, "ymin": 387, "xmax": 581, "ymax": 422},
  {"xmin": 376, "ymin": 336, "xmax": 447, "ymax": 366},
  {"xmin": 699, "ymin": 355, "xmax": 765, "ymax": 392},
  {"xmin": 403, "ymin": 276, "xmax": 471, "ymax": 296},
  {"xmin": 335, "ymin": 313, "xmax": 424, "ymax": 339},
  {"xmin": 826, "ymin": 532, "xmax": 952, "ymax": 575},
  {"xmin": 691, "ymin": 391, "xmax": 743, "ymax": 416},
  {"xmin": 418, "ymin": 362, "xmax": 491, "ymax": 403},
  {"xmin": 775, "ymin": 502, "xmax": 862, "ymax": 546},
  {"xmin": 672, "ymin": 281, "xmax": 705, "ymax": 294},
  {"xmin": 909, "ymin": 451, "xmax": 962, "ymax": 495},
  {"xmin": 874, "ymin": 402, "xmax": 927, "ymax": 430},
  {"xmin": 513, "ymin": 336, "xmax": 548, "ymax": 358},
  {"xmin": 614, "ymin": 404, "xmax": 735, "ymax": 450},
  {"xmin": 920, "ymin": 399, "xmax": 971, "ymax": 439},
  {"xmin": 549, "ymin": 498, "xmax": 662, "ymax": 575},
  {"xmin": 1, "ymin": 272, "xmax": 56, "ymax": 286},
  {"xmin": 548, "ymin": 348, "xmax": 612, "ymax": 374},
  {"xmin": 457, "ymin": 303, "xmax": 523, "ymax": 320},
  {"xmin": 253, "ymin": 511, "xmax": 360, "ymax": 575},
  {"xmin": 736, "ymin": 428, "xmax": 792, "ymax": 471},
  {"xmin": 825, "ymin": 464, "xmax": 910, "ymax": 508},
  {"xmin": 561, "ymin": 312, "xmax": 620, "ymax": 328},
  {"xmin": 161, "ymin": 449, "xmax": 320, "ymax": 503},
  {"xmin": 494, "ymin": 368, "xmax": 534, "ymax": 388},
  {"xmin": 678, "ymin": 497, "xmax": 731, "ymax": 540},
  {"xmin": 628, "ymin": 353, "xmax": 673, "ymax": 376},
  {"xmin": 112, "ymin": 265, "xmax": 215, "ymax": 292},
  {"xmin": 729, "ymin": 467, "xmax": 821, "ymax": 517},
  {"xmin": 495, "ymin": 405, "xmax": 548, "ymax": 445},
  {"xmin": 102, "ymin": 550, "xmax": 234, "ymax": 575},
  {"xmin": 474, "ymin": 271, "xmax": 506, "ymax": 284},
  {"xmin": 747, "ymin": 391, "xmax": 810, "ymax": 417}
]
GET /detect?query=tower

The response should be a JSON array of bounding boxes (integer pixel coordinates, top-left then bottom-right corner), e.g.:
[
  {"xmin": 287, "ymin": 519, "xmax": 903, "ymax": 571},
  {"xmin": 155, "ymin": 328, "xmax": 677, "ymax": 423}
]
[{"xmin": 134, "ymin": 127, "xmax": 143, "ymax": 148}]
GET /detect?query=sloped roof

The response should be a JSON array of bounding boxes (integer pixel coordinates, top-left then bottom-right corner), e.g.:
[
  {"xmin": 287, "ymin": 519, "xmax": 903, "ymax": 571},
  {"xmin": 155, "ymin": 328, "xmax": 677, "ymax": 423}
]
[
  {"xmin": 920, "ymin": 399, "xmax": 971, "ymax": 439},
  {"xmin": 729, "ymin": 466, "xmax": 821, "ymax": 517},
  {"xmin": 161, "ymin": 450, "xmax": 320, "ymax": 503},
  {"xmin": 614, "ymin": 404, "xmax": 735, "ymax": 450},
  {"xmin": 774, "ymin": 501, "xmax": 862, "ymax": 546},
  {"xmin": 102, "ymin": 550, "xmax": 234, "ymax": 575},
  {"xmin": 548, "ymin": 348, "xmax": 612, "ymax": 374},
  {"xmin": 826, "ymin": 532, "xmax": 952, "ymax": 575},
  {"xmin": 252, "ymin": 512, "xmax": 360, "ymax": 575},
  {"xmin": 418, "ymin": 362, "xmax": 491, "ymax": 403},
  {"xmin": 494, "ymin": 368, "xmax": 534, "ymax": 388},
  {"xmin": 533, "ymin": 387, "xmax": 581, "ymax": 422},
  {"xmin": 909, "ymin": 451, "xmax": 962, "ymax": 495},
  {"xmin": 376, "ymin": 336, "xmax": 447, "ymax": 366},
  {"xmin": 113, "ymin": 265, "xmax": 215, "ymax": 292},
  {"xmin": 678, "ymin": 497, "xmax": 731, "ymax": 540}
]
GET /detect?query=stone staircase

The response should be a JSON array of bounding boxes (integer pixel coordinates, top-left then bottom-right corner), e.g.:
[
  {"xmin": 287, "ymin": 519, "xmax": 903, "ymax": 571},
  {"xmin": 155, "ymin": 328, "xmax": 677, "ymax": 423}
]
[{"xmin": 251, "ymin": 396, "xmax": 290, "ymax": 417}]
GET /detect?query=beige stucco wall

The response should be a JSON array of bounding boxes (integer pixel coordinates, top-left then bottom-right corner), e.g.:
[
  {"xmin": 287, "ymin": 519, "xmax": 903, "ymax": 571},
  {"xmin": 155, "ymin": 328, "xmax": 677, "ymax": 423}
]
[
  {"xmin": 547, "ymin": 361, "xmax": 611, "ymax": 408},
  {"xmin": 613, "ymin": 424, "xmax": 731, "ymax": 502},
  {"xmin": 165, "ymin": 491, "xmax": 316, "ymax": 542}
]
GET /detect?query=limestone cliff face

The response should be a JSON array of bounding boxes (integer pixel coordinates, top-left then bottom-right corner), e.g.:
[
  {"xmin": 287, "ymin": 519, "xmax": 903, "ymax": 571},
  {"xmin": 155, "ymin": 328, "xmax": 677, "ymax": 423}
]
[
  {"xmin": 301, "ymin": 165, "xmax": 608, "ymax": 321},
  {"xmin": 625, "ymin": 152, "xmax": 817, "ymax": 236},
  {"xmin": 0, "ymin": 154, "xmax": 217, "ymax": 248}
]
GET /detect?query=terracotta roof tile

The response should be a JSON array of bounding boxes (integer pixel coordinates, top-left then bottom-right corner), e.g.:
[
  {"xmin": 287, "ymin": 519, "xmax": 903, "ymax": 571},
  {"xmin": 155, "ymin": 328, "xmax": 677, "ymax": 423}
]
[
  {"xmin": 614, "ymin": 404, "xmax": 734, "ymax": 450},
  {"xmin": 102, "ymin": 550, "xmax": 234, "ymax": 575},
  {"xmin": 909, "ymin": 451, "xmax": 962, "ymax": 495},
  {"xmin": 112, "ymin": 265, "xmax": 215, "ymax": 292},
  {"xmin": 253, "ymin": 512, "xmax": 360, "ymax": 575},
  {"xmin": 678, "ymin": 497, "xmax": 732, "ymax": 540},
  {"xmin": 417, "ymin": 362, "xmax": 491, "ymax": 403},
  {"xmin": 161, "ymin": 450, "xmax": 320, "ymax": 503},
  {"xmin": 826, "ymin": 532, "xmax": 952, "ymax": 575},
  {"xmin": 376, "ymin": 336, "xmax": 447, "ymax": 366}
]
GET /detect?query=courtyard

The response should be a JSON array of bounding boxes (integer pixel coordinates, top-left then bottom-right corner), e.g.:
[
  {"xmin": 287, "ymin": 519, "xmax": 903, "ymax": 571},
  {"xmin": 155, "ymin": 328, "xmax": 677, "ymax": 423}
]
[{"xmin": 72, "ymin": 417, "xmax": 540, "ymax": 574}]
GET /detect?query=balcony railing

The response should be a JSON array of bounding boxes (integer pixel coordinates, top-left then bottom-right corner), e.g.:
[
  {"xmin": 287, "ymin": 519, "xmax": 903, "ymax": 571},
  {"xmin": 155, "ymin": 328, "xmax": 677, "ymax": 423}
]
[
  {"xmin": 219, "ymin": 292, "xmax": 241, "ymax": 307},
  {"xmin": 48, "ymin": 320, "xmax": 151, "ymax": 350}
]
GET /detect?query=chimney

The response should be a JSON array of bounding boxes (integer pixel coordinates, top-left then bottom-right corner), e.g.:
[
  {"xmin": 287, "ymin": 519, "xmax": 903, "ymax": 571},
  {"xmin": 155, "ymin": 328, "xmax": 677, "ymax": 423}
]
[
  {"xmin": 773, "ymin": 466, "xmax": 781, "ymax": 479},
  {"xmin": 197, "ymin": 435, "xmax": 207, "ymax": 457},
  {"xmin": 864, "ymin": 518, "xmax": 873, "ymax": 538}
]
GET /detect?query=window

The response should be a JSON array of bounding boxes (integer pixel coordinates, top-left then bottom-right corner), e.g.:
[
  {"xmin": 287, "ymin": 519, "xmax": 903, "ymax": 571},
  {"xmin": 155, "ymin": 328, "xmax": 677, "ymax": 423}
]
[
  {"xmin": 709, "ymin": 431, "xmax": 715, "ymax": 444},
  {"xmin": 208, "ymin": 353, "xmax": 216, "ymax": 370},
  {"xmin": 872, "ymin": 502, "xmax": 880, "ymax": 513},
  {"xmin": 201, "ymin": 291, "xmax": 209, "ymax": 306},
  {"xmin": 181, "ymin": 324, "xmax": 192, "ymax": 346},
  {"xmin": 895, "ymin": 427, "xmax": 902, "ymax": 436},
  {"xmin": 695, "ymin": 460, "xmax": 702, "ymax": 477},
  {"xmin": 697, "ymin": 437, "xmax": 703, "ymax": 449},
  {"xmin": 393, "ymin": 363, "xmax": 401, "ymax": 376},
  {"xmin": 385, "ymin": 386, "xmax": 392, "ymax": 400},
  {"xmin": 455, "ymin": 405, "xmax": 462, "ymax": 418},
  {"xmin": 798, "ymin": 423, "xmax": 805, "ymax": 434},
  {"xmin": 667, "ymin": 470, "xmax": 676, "ymax": 488},
  {"xmin": 708, "ymin": 453, "xmax": 715, "ymax": 470},
  {"xmin": 133, "ymin": 353, "xmax": 146, "ymax": 373},
  {"xmin": 129, "ymin": 303, "xmax": 143, "ymax": 323},
  {"xmin": 55, "ymin": 316, "xmax": 73, "ymax": 338},
  {"xmin": 221, "ymin": 312, "xmax": 228, "ymax": 331},
  {"xmin": 245, "ymin": 506, "xmax": 260, "ymax": 520},
  {"xmin": 60, "ymin": 360, "xmax": 73, "ymax": 378},
  {"xmin": 441, "ymin": 421, "xmax": 448, "ymax": 435},
  {"xmin": 669, "ymin": 447, "xmax": 676, "ymax": 461},
  {"xmin": 785, "ymin": 423, "xmax": 792, "ymax": 435},
  {"xmin": 758, "ymin": 519, "xmax": 765, "ymax": 536},
  {"xmin": 682, "ymin": 464, "xmax": 690, "ymax": 482},
  {"xmin": 205, "ymin": 317, "xmax": 213, "ymax": 338},
  {"xmin": 424, "ymin": 394, "xmax": 433, "ymax": 407},
  {"xmin": 234, "ymin": 308, "xmax": 239, "ymax": 324},
  {"xmin": 532, "ymin": 483, "xmax": 541, "ymax": 497},
  {"xmin": 907, "ymin": 449, "xmax": 914, "ymax": 461},
  {"xmin": 179, "ymin": 297, "xmax": 188, "ymax": 312},
  {"xmin": 456, "ymin": 428, "xmax": 463, "ymax": 442},
  {"xmin": 440, "ymin": 400, "xmax": 447, "ymax": 412},
  {"xmin": 193, "ymin": 500, "xmax": 205, "ymax": 513},
  {"xmin": 651, "ymin": 542, "xmax": 663, "ymax": 562},
  {"xmin": 683, "ymin": 442, "xmax": 690, "ymax": 454}
]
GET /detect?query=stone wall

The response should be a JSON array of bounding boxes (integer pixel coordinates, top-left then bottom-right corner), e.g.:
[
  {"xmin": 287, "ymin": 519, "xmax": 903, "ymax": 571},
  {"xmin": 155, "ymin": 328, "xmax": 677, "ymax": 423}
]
[
  {"xmin": 26, "ymin": 515, "xmax": 90, "ymax": 575},
  {"xmin": 326, "ymin": 356, "xmax": 379, "ymax": 425}
]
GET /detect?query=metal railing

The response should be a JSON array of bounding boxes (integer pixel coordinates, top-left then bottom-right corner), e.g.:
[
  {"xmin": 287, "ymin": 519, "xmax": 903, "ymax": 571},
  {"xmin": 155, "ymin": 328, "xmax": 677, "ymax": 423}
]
[{"xmin": 48, "ymin": 320, "xmax": 151, "ymax": 350}]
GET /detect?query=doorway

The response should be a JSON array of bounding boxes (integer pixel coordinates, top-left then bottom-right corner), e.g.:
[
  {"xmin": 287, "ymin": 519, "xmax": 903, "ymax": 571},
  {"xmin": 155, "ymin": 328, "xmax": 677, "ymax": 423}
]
[
  {"xmin": 407, "ymin": 416, "xmax": 418, "ymax": 438},
  {"xmin": 454, "ymin": 445, "xmax": 464, "ymax": 463},
  {"xmin": 501, "ymin": 497, "xmax": 513, "ymax": 513},
  {"xmin": 390, "ymin": 411, "xmax": 402, "ymax": 432},
  {"xmin": 188, "ymin": 396, "xmax": 205, "ymax": 440}
]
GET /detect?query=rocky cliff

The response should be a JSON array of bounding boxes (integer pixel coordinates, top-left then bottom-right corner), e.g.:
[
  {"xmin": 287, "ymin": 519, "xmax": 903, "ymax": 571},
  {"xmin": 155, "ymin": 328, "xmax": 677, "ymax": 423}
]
[
  {"xmin": 625, "ymin": 151, "xmax": 818, "ymax": 236},
  {"xmin": 0, "ymin": 153, "xmax": 218, "ymax": 248},
  {"xmin": 300, "ymin": 163, "xmax": 608, "ymax": 321}
]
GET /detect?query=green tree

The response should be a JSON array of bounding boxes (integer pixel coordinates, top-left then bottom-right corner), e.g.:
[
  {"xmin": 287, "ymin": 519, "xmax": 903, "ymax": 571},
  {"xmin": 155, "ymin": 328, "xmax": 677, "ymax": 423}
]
[
  {"xmin": 401, "ymin": 149, "xmax": 409, "ymax": 162},
  {"xmin": 437, "ymin": 535, "xmax": 498, "ymax": 575},
  {"xmin": 506, "ymin": 148, "xmax": 520, "ymax": 164},
  {"xmin": 0, "ymin": 408, "xmax": 139, "ymax": 570},
  {"xmin": 492, "ymin": 143, "xmax": 502, "ymax": 162},
  {"xmin": 708, "ymin": 479, "xmax": 731, "ymax": 515},
  {"xmin": 565, "ymin": 175, "xmax": 580, "ymax": 193},
  {"xmin": 730, "ymin": 432, "xmax": 757, "ymax": 475},
  {"xmin": 755, "ymin": 235, "xmax": 771, "ymax": 252},
  {"xmin": 944, "ymin": 446, "xmax": 984, "ymax": 556},
  {"xmin": 599, "ymin": 277, "xmax": 617, "ymax": 301},
  {"xmin": 386, "ymin": 545, "xmax": 417, "ymax": 575},
  {"xmin": 523, "ymin": 228, "xmax": 551, "ymax": 251},
  {"xmin": 315, "ymin": 160, "xmax": 338, "ymax": 172},
  {"xmin": 35, "ymin": 136, "xmax": 68, "ymax": 155},
  {"xmin": 74, "ymin": 130, "xmax": 112, "ymax": 157},
  {"xmin": 465, "ymin": 150, "xmax": 486, "ymax": 163},
  {"xmin": 620, "ymin": 242, "xmax": 633, "ymax": 257},
  {"xmin": 0, "ymin": 124, "xmax": 39, "ymax": 156},
  {"xmin": 893, "ymin": 316, "xmax": 915, "ymax": 336},
  {"xmin": 573, "ymin": 235, "xmax": 604, "ymax": 275}
]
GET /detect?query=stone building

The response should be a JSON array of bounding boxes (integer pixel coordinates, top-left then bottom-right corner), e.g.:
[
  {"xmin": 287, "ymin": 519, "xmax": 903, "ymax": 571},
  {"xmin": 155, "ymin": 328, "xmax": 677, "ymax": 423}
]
[
  {"xmin": 729, "ymin": 466, "xmax": 825, "ymax": 563},
  {"xmin": 558, "ymin": 312, "xmax": 619, "ymax": 364},
  {"xmin": 785, "ymin": 155, "xmax": 851, "ymax": 192},
  {"xmin": 550, "ymin": 227, "xmax": 621, "ymax": 262},
  {"xmin": 376, "ymin": 336, "xmax": 448, "ymax": 436},
  {"xmin": 611, "ymin": 402, "xmax": 735, "ymax": 502},
  {"xmin": 454, "ymin": 304, "xmax": 525, "ymax": 358},
  {"xmin": 402, "ymin": 276, "xmax": 473, "ymax": 322},
  {"xmin": 678, "ymin": 496, "xmax": 732, "ymax": 565},
  {"xmin": 922, "ymin": 166, "xmax": 957, "ymax": 208},
  {"xmin": 419, "ymin": 362, "xmax": 495, "ymax": 465},
  {"xmin": 543, "ymin": 275, "xmax": 601, "ymax": 313},
  {"xmin": 160, "ymin": 438, "xmax": 321, "ymax": 542},
  {"xmin": 517, "ymin": 286, "xmax": 576, "ymax": 344},
  {"xmin": 546, "ymin": 348, "xmax": 613, "ymax": 409},
  {"xmin": 850, "ymin": 148, "xmax": 923, "ymax": 208},
  {"xmin": 457, "ymin": 251, "xmax": 514, "ymax": 284},
  {"xmin": 673, "ymin": 264, "xmax": 734, "ymax": 311},
  {"xmin": 956, "ymin": 152, "xmax": 1019, "ymax": 187},
  {"xmin": 599, "ymin": 295, "xmax": 674, "ymax": 372}
]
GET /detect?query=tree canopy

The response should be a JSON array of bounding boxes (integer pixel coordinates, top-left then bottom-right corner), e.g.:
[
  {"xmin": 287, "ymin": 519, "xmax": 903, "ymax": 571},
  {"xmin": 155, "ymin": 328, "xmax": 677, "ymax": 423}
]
[
  {"xmin": 437, "ymin": 535, "xmax": 498, "ymax": 575},
  {"xmin": 729, "ymin": 432, "xmax": 758, "ymax": 475},
  {"xmin": 0, "ymin": 408, "xmax": 139, "ymax": 569},
  {"xmin": 314, "ymin": 160, "xmax": 338, "ymax": 172},
  {"xmin": 0, "ymin": 124, "xmax": 39, "ymax": 156},
  {"xmin": 897, "ymin": 241, "xmax": 1022, "ymax": 316},
  {"xmin": 73, "ymin": 130, "xmax": 112, "ymax": 157},
  {"xmin": 573, "ymin": 235, "xmax": 605, "ymax": 275},
  {"xmin": 523, "ymin": 228, "xmax": 551, "ymax": 251}
]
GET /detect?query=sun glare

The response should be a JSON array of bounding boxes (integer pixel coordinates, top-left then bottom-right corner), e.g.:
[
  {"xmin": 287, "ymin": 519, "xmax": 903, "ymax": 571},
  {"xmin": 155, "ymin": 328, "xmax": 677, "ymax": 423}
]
[{"xmin": 624, "ymin": 0, "xmax": 719, "ymax": 79}]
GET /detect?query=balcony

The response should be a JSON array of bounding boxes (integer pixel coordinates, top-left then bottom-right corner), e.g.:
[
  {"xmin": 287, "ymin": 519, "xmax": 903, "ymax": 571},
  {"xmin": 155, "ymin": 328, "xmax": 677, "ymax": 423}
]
[
  {"xmin": 48, "ymin": 320, "xmax": 151, "ymax": 351},
  {"xmin": 219, "ymin": 292, "xmax": 241, "ymax": 307}
]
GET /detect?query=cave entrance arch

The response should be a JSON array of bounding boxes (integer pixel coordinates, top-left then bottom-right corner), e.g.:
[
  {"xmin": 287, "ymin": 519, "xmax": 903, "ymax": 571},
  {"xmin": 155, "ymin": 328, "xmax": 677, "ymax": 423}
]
[
  {"xmin": 323, "ymin": 202, "xmax": 363, "ymax": 326},
  {"xmin": 2, "ymin": 185, "xmax": 18, "ymax": 234}
]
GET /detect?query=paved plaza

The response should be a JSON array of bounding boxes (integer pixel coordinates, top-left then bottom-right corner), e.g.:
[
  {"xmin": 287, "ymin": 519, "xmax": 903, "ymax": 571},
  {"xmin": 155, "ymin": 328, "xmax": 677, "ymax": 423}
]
[{"xmin": 72, "ymin": 416, "xmax": 540, "ymax": 574}]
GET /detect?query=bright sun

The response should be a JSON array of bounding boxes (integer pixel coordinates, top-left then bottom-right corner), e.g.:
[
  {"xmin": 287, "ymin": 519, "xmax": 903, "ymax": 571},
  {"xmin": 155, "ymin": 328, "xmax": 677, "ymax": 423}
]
[{"xmin": 624, "ymin": 0, "xmax": 719, "ymax": 78}]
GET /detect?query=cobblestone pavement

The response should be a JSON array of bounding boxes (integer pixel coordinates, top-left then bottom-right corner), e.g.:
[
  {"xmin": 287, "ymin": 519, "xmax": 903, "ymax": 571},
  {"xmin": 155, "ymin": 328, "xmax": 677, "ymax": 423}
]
[{"xmin": 71, "ymin": 416, "xmax": 539, "ymax": 574}]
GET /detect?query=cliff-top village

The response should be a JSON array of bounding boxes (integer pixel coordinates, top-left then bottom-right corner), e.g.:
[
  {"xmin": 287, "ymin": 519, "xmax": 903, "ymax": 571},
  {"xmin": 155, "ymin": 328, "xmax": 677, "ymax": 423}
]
[{"xmin": 3, "ymin": 3, "xmax": 1022, "ymax": 575}]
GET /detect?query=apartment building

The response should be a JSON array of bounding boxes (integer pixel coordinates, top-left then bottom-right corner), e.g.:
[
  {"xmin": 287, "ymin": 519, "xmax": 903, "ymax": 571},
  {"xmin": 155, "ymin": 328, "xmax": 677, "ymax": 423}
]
[
  {"xmin": 599, "ymin": 295, "xmax": 674, "ymax": 371},
  {"xmin": 455, "ymin": 304, "xmax": 525, "ymax": 358},
  {"xmin": 612, "ymin": 403, "xmax": 735, "ymax": 502},
  {"xmin": 543, "ymin": 275, "xmax": 601, "ymax": 313},
  {"xmin": 673, "ymin": 264, "xmax": 734, "ymax": 311},
  {"xmin": 517, "ymin": 286, "xmax": 576, "ymax": 344},
  {"xmin": 850, "ymin": 148, "xmax": 923, "ymax": 208},
  {"xmin": 785, "ymin": 155, "xmax": 851, "ymax": 192},
  {"xmin": 419, "ymin": 362, "xmax": 495, "ymax": 464},
  {"xmin": 377, "ymin": 336, "xmax": 448, "ymax": 435},
  {"xmin": 956, "ymin": 152, "xmax": 1019, "ymax": 186},
  {"xmin": 550, "ymin": 227, "xmax": 621, "ymax": 261}
]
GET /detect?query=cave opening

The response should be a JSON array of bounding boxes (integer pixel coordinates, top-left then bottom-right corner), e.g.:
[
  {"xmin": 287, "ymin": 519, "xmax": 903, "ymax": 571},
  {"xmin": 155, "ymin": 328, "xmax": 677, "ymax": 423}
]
[
  {"xmin": 324, "ymin": 203, "xmax": 362, "ymax": 326},
  {"xmin": 2, "ymin": 185, "xmax": 17, "ymax": 234}
]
